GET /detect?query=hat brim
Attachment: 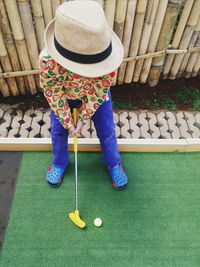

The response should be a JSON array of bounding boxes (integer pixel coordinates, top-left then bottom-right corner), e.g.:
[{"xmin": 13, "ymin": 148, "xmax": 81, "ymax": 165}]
[{"xmin": 44, "ymin": 19, "xmax": 124, "ymax": 77}]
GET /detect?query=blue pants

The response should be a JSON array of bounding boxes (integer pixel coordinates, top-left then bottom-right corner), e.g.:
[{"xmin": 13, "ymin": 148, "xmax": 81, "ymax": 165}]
[{"xmin": 50, "ymin": 91, "xmax": 121, "ymax": 168}]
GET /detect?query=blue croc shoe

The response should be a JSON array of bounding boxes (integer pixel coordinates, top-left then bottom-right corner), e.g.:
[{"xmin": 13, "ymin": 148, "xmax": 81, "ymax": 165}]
[
  {"xmin": 46, "ymin": 165, "xmax": 66, "ymax": 188},
  {"xmin": 109, "ymin": 163, "xmax": 128, "ymax": 190}
]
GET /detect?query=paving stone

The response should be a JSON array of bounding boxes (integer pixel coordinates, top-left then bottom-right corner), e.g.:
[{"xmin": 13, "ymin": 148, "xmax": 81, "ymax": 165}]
[
  {"xmin": 90, "ymin": 121, "xmax": 97, "ymax": 138},
  {"xmin": 1, "ymin": 105, "xmax": 200, "ymax": 140},
  {"xmin": 138, "ymin": 112, "xmax": 151, "ymax": 139},
  {"xmin": 0, "ymin": 108, "xmax": 4, "ymax": 119},
  {"xmin": 165, "ymin": 111, "xmax": 181, "ymax": 139},
  {"xmin": 29, "ymin": 110, "xmax": 43, "ymax": 138},
  {"xmin": 18, "ymin": 109, "xmax": 34, "ymax": 138},
  {"xmin": 194, "ymin": 113, "xmax": 200, "ymax": 130},
  {"xmin": 147, "ymin": 112, "xmax": 160, "ymax": 138},
  {"xmin": 113, "ymin": 112, "xmax": 121, "ymax": 138},
  {"xmin": 0, "ymin": 109, "xmax": 13, "ymax": 137},
  {"xmin": 7, "ymin": 110, "xmax": 23, "ymax": 138},
  {"xmin": 119, "ymin": 112, "xmax": 131, "ymax": 138},
  {"xmin": 176, "ymin": 112, "xmax": 192, "ymax": 138},
  {"xmin": 184, "ymin": 112, "xmax": 200, "ymax": 138},
  {"xmin": 156, "ymin": 112, "xmax": 171, "ymax": 139},
  {"xmin": 80, "ymin": 119, "xmax": 91, "ymax": 138},
  {"xmin": 128, "ymin": 112, "xmax": 140, "ymax": 138},
  {"xmin": 40, "ymin": 110, "xmax": 51, "ymax": 138}
]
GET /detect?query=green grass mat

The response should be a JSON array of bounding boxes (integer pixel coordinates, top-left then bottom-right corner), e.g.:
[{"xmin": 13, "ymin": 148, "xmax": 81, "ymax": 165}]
[{"xmin": 1, "ymin": 152, "xmax": 200, "ymax": 267}]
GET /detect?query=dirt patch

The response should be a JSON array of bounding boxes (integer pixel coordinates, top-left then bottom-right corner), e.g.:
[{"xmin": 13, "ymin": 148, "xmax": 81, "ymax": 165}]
[
  {"xmin": 111, "ymin": 76, "xmax": 200, "ymax": 110},
  {"xmin": 0, "ymin": 76, "xmax": 200, "ymax": 112}
]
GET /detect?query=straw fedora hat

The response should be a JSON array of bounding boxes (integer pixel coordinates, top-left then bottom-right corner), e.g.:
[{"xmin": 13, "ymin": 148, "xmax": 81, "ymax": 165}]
[{"xmin": 44, "ymin": 0, "xmax": 124, "ymax": 77}]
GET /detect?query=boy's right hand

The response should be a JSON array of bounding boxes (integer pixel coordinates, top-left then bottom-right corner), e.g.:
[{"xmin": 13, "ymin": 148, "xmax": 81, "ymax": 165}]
[
  {"xmin": 68, "ymin": 125, "xmax": 76, "ymax": 137},
  {"xmin": 68, "ymin": 119, "xmax": 83, "ymax": 137}
]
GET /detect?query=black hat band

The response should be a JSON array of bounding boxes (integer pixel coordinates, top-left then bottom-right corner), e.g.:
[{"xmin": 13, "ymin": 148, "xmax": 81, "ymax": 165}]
[{"xmin": 54, "ymin": 36, "xmax": 112, "ymax": 64}]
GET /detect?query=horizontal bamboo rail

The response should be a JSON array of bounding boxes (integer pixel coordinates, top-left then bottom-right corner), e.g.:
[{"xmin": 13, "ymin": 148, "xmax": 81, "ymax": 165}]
[{"xmin": 1, "ymin": 47, "xmax": 200, "ymax": 78}]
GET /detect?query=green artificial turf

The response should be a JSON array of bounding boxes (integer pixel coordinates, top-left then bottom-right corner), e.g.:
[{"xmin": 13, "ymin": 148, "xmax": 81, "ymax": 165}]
[{"xmin": 1, "ymin": 151, "xmax": 200, "ymax": 267}]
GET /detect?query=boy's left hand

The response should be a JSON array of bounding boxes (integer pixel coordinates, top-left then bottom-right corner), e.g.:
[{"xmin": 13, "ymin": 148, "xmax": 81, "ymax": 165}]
[{"xmin": 72, "ymin": 119, "xmax": 84, "ymax": 137}]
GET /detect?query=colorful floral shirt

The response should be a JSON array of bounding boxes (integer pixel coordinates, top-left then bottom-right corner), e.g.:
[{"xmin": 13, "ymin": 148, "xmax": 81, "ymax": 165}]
[{"xmin": 39, "ymin": 49, "xmax": 116, "ymax": 129}]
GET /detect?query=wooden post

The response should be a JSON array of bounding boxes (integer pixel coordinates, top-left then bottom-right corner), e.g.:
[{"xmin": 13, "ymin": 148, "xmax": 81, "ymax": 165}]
[
  {"xmin": 17, "ymin": 0, "xmax": 39, "ymax": 70},
  {"xmin": 148, "ymin": 0, "xmax": 182, "ymax": 86},
  {"xmin": 133, "ymin": 0, "xmax": 159, "ymax": 83},
  {"xmin": 0, "ymin": 30, "xmax": 18, "ymax": 96},
  {"xmin": 31, "ymin": 0, "xmax": 46, "ymax": 51},
  {"xmin": 113, "ymin": 0, "xmax": 128, "ymax": 85},
  {"xmin": 41, "ymin": 0, "xmax": 53, "ymax": 26},
  {"xmin": 5, "ymin": 0, "xmax": 37, "ymax": 95},
  {"xmin": 140, "ymin": 0, "xmax": 168, "ymax": 83},
  {"xmin": 104, "ymin": 0, "xmax": 116, "ymax": 29},
  {"xmin": 51, "ymin": 0, "xmax": 60, "ymax": 17},
  {"xmin": 96, "ymin": 0, "xmax": 104, "ymax": 8},
  {"xmin": 0, "ymin": 63, "xmax": 10, "ymax": 97},
  {"xmin": 191, "ymin": 51, "xmax": 200, "ymax": 76},
  {"xmin": 162, "ymin": 0, "xmax": 194, "ymax": 79},
  {"xmin": 185, "ymin": 33, "xmax": 200, "ymax": 78},
  {"xmin": 183, "ymin": 16, "xmax": 200, "ymax": 78},
  {"xmin": 117, "ymin": 0, "xmax": 137, "ymax": 84},
  {"xmin": 17, "ymin": 0, "xmax": 40, "ymax": 89},
  {"xmin": 0, "ymin": 0, "xmax": 26, "ymax": 95},
  {"xmin": 169, "ymin": 0, "xmax": 200, "ymax": 79},
  {"xmin": 124, "ymin": 0, "xmax": 148, "ymax": 83},
  {"xmin": 177, "ymin": 16, "xmax": 200, "ymax": 78}
]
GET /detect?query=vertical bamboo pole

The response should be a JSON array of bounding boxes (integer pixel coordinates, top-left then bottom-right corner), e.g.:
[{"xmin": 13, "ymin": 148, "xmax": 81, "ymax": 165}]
[
  {"xmin": 169, "ymin": 0, "xmax": 200, "ymax": 79},
  {"xmin": 17, "ymin": 0, "xmax": 40, "ymax": 89},
  {"xmin": 5, "ymin": 0, "xmax": 36, "ymax": 95},
  {"xmin": 113, "ymin": 0, "xmax": 128, "ymax": 85},
  {"xmin": 191, "ymin": 51, "xmax": 200, "ymax": 76},
  {"xmin": 0, "ymin": 0, "xmax": 26, "ymax": 95},
  {"xmin": 177, "ymin": 15, "xmax": 200, "ymax": 78},
  {"xmin": 133, "ymin": 0, "xmax": 159, "ymax": 83},
  {"xmin": 31, "ymin": 0, "xmax": 46, "ymax": 51},
  {"xmin": 51, "ymin": 0, "xmax": 60, "ymax": 17},
  {"xmin": 184, "ymin": 33, "xmax": 200, "ymax": 78},
  {"xmin": 0, "ymin": 64, "xmax": 10, "ymax": 97},
  {"xmin": 117, "ymin": 0, "xmax": 137, "ymax": 84},
  {"xmin": 162, "ymin": 0, "xmax": 194, "ymax": 79},
  {"xmin": 41, "ymin": 0, "xmax": 53, "ymax": 26},
  {"xmin": 96, "ymin": 0, "xmax": 104, "ymax": 8},
  {"xmin": 124, "ymin": 0, "xmax": 148, "ymax": 83},
  {"xmin": 104, "ymin": 0, "xmax": 116, "ymax": 29},
  {"xmin": 148, "ymin": 0, "xmax": 182, "ymax": 86},
  {"xmin": 0, "ymin": 30, "xmax": 18, "ymax": 96},
  {"xmin": 17, "ymin": 0, "xmax": 39, "ymax": 70},
  {"xmin": 140, "ymin": 0, "xmax": 169, "ymax": 83}
]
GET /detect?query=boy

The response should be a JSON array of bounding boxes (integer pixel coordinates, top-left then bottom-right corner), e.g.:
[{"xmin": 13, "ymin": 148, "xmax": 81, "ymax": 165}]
[{"xmin": 39, "ymin": 0, "xmax": 128, "ymax": 189}]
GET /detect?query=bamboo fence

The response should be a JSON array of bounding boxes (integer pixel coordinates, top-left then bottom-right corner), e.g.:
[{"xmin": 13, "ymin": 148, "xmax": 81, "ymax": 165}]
[{"xmin": 0, "ymin": 0, "xmax": 200, "ymax": 97}]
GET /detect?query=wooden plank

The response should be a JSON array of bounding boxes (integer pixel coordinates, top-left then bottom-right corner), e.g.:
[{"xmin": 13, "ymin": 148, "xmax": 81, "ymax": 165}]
[{"xmin": 0, "ymin": 138, "xmax": 199, "ymax": 152}]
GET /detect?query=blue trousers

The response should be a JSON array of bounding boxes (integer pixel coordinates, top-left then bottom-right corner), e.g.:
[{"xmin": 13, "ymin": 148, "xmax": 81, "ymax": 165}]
[{"xmin": 50, "ymin": 90, "xmax": 121, "ymax": 168}]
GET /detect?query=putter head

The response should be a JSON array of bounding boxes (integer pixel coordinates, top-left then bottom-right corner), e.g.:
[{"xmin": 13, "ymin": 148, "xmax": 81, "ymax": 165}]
[{"xmin": 69, "ymin": 210, "xmax": 86, "ymax": 229}]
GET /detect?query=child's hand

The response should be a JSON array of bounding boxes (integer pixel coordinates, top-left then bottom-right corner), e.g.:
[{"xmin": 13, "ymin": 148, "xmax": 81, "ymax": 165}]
[
  {"xmin": 68, "ymin": 119, "xmax": 83, "ymax": 137},
  {"xmin": 73, "ymin": 119, "xmax": 84, "ymax": 137},
  {"xmin": 68, "ymin": 125, "xmax": 76, "ymax": 137}
]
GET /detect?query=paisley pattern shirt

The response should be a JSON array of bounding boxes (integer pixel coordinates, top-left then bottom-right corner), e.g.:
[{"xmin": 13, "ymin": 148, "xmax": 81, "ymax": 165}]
[{"xmin": 39, "ymin": 49, "xmax": 116, "ymax": 129}]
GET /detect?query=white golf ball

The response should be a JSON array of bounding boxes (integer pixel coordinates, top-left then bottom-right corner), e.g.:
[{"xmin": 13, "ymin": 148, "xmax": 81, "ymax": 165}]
[{"xmin": 94, "ymin": 218, "xmax": 102, "ymax": 227}]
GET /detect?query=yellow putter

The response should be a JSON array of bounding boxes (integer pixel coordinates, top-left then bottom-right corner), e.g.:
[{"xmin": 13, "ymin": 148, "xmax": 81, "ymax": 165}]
[{"xmin": 68, "ymin": 108, "xmax": 86, "ymax": 229}]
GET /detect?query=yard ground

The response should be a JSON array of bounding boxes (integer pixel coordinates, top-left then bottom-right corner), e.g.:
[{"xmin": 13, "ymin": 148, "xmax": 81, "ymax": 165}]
[
  {"xmin": 0, "ymin": 77, "xmax": 200, "ymax": 112},
  {"xmin": 0, "ymin": 151, "xmax": 200, "ymax": 266}
]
